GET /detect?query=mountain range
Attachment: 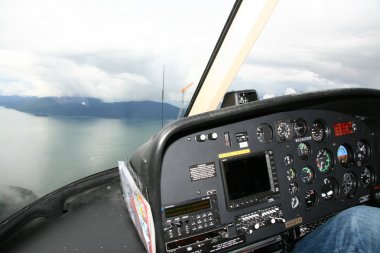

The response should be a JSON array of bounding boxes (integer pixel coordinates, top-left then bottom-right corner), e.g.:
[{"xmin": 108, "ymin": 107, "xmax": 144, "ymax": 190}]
[{"xmin": 0, "ymin": 96, "xmax": 180, "ymax": 119}]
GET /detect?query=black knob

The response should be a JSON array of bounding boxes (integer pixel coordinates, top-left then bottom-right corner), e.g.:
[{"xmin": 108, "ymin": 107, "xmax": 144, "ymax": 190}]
[{"xmin": 196, "ymin": 134, "xmax": 207, "ymax": 142}]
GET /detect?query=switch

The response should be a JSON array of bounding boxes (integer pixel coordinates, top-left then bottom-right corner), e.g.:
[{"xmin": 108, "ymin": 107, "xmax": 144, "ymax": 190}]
[
  {"xmin": 208, "ymin": 133, "xmax": 218, "ymax": 140},
  {"xmin": 196, "ymin": 134, "xmax": 206, "ymax": 142}
]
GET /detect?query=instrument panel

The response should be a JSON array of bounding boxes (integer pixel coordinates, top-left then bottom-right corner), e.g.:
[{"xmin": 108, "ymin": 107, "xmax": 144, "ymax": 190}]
[{"xmin": 159, "ymin": 109, "xmax": 377, "ymax": 252}]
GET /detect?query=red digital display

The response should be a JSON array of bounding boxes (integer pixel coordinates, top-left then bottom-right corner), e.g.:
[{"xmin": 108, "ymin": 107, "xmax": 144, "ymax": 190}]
[{"xmin": 334, "ymin": 121, "xmax": 354, "ymax": 137}]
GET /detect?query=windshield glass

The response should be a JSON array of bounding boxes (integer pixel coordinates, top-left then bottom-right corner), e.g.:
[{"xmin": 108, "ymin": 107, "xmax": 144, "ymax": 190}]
[
  {"xmin": 0, "ymin": 0, "xmax": 234, "ymax": 221},
  {"xmin": 229, "ymin": 0, "xmax": 380, "ymax": 99}
]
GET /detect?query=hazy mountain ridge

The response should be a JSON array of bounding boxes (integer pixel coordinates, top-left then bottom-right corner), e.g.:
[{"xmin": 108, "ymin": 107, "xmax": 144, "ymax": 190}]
[{"xmin": 0, "ymin": 96, "xmax": 179, "ymax": 119}]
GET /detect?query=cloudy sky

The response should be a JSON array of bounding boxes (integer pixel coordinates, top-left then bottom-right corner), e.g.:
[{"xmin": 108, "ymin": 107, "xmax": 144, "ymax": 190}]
[
  {"xmin": 232, "ymin": 0, "xmax": 380, "ymax": 99},
  {"xmin": 0, "ymin": 0, "xmax": 233, "ymax": 104},
  {"xmin": 0, "ymin": 0, "xmax": 379, "ymax": 104}
]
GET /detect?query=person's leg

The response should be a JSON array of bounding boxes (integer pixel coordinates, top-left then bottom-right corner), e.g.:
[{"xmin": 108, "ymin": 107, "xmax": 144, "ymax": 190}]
[{"xmin": 292, "ymin": 205, "xmax": 380, "ymax": 253}]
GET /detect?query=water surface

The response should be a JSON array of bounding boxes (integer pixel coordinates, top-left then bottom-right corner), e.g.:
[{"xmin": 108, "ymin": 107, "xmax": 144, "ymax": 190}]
[{"xmin": 0, "ymin": 107, "xmax": 170, "ymax": 197}]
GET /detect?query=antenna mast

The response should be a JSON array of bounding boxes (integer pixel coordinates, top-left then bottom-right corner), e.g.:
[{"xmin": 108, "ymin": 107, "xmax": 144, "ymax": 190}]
[{"xmin": 161, "ymin": 65, "xmax": 165, "ymax": 128}]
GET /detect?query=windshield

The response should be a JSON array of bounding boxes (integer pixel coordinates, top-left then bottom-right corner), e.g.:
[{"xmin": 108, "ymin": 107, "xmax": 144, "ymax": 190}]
[
  {"xmin": 229, "ymin": 0, "xmax": 380, "ymax": 98},
  {"xmin": 1, "ymin": 0, "xmax": 379, "ymax": 225},
  {"xmin": 0, "ymin": 0, "xmax": 234, "ymax": 222}
]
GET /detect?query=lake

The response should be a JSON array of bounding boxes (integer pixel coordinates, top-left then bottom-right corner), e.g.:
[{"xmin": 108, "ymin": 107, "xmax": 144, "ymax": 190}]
[{"xmin": 0, "ymin": 107, "xmax": 171, "ymax": 197}]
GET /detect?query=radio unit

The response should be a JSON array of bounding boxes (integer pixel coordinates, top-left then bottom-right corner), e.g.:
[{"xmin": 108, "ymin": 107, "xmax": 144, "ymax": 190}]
[{"xmin": 162, "ymin": 194, "xmax": 220, "ymax": 240}]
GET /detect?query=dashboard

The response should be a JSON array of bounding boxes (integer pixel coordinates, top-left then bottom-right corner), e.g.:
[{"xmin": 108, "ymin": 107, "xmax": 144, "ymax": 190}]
[
  {"xmin": 159, "ymin": 109, "xmax": 376, "ymax": 252},
  {"xmin": 127, "ymin": 89, "xmax": 380, "ymax": 253}
]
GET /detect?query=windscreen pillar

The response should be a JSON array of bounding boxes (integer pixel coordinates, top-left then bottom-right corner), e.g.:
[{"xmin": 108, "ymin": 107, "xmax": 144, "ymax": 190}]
[{"xmin": 188, "ymin": 0, "xmax": 278, "ymax": 116}]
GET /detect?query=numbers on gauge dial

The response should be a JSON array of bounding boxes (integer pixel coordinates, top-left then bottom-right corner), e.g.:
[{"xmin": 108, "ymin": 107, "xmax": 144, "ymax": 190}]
[
  {"xmin": 291, "ymin": 196, "xmax": 300, "ymax": 209},
  {"xmin": 277, "ymin": 121, "xmax": 292, "ymax": 140},
  {"xmin": 354, "ymin": 140, "xmax": 370, "ymax": 165},
  {"xmin": 316, "ymin": 149, "xmax": 334, "ymax": 173},
  {"xmin": 360, "ymin": 167, "xmax": 374, "ymax": 188},
  {"xmin": 284, "ymin": 154, "xmax": 294, "ymax": 166},
  {"xmin": 301, "ymin": 166, "xmax": 315, "ymax": 184},
  {"xmin": 286, "ymin": 168, "xmax": 296, "ymax": 181},
  {"xmin": 289, "ymin": 182, "xmax": 298, "ymax": 195},
  {"xmin": 293, "ymin": 118, "xmax": 307, "ymax": 137},
  {"xmin": 297, "ymin": 142, "xmax": 311, "ymax": 160},
  {"xmin": 341, "ymin": 172, "xmax": 357, "ymax": 198},
  {"xmin": 256, "ymin": 123, "xmax": 273, "ymax": 143},
  {"xmin": 311, "ymin": 119, "xmax": 328, "ymax": 143},
  {"xmin": 305, "ymin": 189, "xmax": 318, "ymax": 209},
  {"xmin": 320, "ymin": 177, "xmax": 339, "ymax": 201}
]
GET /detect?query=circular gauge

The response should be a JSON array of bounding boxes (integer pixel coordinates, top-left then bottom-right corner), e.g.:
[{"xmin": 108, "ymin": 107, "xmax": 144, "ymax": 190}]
[
  {"xmin": 294, "ymin": 118, "xmax": 308, "ymax": 137},
  {"xmin": 286, "ymin": 168, "xmax": 296, "ymax": 181},
  {"xmin": 354, "ymin": 140, "xmax": 371, "ymax": 165},
  {"xmin": 256, "ymin": 123, "xmax": 273, "ymax": 143},
  {"xmin": 291, "ymin": 196, "xmax": 300, "ymax": 209},
  {"xmin": 277, "ymin": 121, "xmax": 292, "ymax": 141},
  {"xmin": 341, "ymin": 172, "xmax": 357, "ymax": 198},
  {"xmin": 297, "ymin": 142, "xmax": 311, "ymax": 160},
  {"xmin": 316, "ymin": 149, "xmax": 334, "ymax": 173},
  {"xmin": 360, "ymin": 166, "xmax": 374, "ymax": 188},
  {"xmin": 289, "ymin": 182, "xmax": 298, "ymax": 195},
  {"xmin": 337, "ymin": 144, "xmax": 352, "ymax": 167},
  {"xmin": 284, "ymin": 154, "xmax": 294, "ymax": 166},
  {"xmin": 305, "ymin": 189, "xmax": 318, "ymax": 209},
  {"xmin": 301, "ymin": 166, "xmax": 315, "ymax": 184},
  {"xmin": 320, "ymin": 177, "xmax": 339, "ymax": 201},
  {"xmin": 311, "ymin": 120, "xmax": 329, "ymax": 143}
]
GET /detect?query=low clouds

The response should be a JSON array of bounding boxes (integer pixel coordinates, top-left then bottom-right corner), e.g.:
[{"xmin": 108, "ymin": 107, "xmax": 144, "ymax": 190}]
[
  {"xmin": 0, "ymin": 0, "xmax": 233, "ymax": 104},
  {"xmin": 0, "ymin": 0, "xmax": 379, "ymax": 104},
  {"xmin": 0, "ymin": 50, "xmax": 157, "ymax": 102}
]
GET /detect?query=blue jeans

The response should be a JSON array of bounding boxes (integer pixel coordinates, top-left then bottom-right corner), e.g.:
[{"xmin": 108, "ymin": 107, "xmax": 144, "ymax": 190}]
[{"xmin": 292, "ymin": 206, "xmax": 380, "ymax": 253}]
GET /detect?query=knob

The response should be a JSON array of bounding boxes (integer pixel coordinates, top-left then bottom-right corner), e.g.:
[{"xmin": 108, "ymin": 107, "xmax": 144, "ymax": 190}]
[
  {"xmin": 254, "ymin": 223, "xmax": 260, "ymax": 230},
  {"xmin": 270, "ymin": 217, "xmax": 276, "ymax": 224},
  {"xmin": 196, "ymin": 134, "xmax": 207, "ymax": 142},
  {"xmin": 208, "ymin": 133, "xmax": 218, "ymax": 140},
  {"xmin": 219, "ymin": 231, "xmax": 229, "ymax": 238}
]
